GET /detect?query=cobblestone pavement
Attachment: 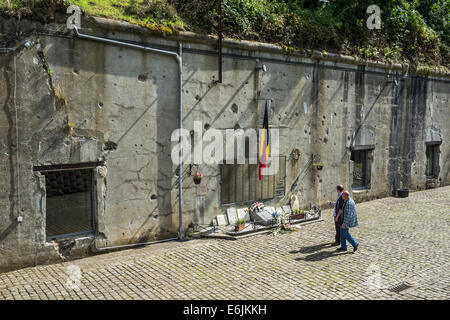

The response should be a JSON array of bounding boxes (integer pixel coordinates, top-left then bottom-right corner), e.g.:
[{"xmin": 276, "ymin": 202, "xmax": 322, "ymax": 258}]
[{"xmin": 1, "ymin": 187, "xmax": 449, "ymax": 300}]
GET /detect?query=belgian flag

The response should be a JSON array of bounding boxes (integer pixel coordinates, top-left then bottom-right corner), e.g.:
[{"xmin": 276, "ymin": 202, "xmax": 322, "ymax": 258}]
[{"xmin": 259, "ymin": 101, "xmax": 270, "ymax": 180}]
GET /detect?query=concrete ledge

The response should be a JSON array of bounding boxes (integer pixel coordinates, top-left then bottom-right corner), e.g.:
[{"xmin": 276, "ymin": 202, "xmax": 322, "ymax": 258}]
[
  {"xmin": 88, "ymin": 16, "xmax": 450, "ymax": 79},
  {"xmin": 1, "ymin": 14, "xmax": 448, "ymax": 78},
  {"xmin": 194, "ymin": 218, "xmax": 324, "ymax": 240}
]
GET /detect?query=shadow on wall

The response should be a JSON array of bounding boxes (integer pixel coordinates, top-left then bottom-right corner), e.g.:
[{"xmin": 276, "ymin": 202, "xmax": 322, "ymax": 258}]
[
  {"xmin": 156, "ymin": 58, "xmax": 178, "ymax": 238},
  {"xmin": 1, "ymin": 58, "xmax": 16, "ymax": 220},
  {"xmin": 0, "ymin": 223, "xmax": 18, "ymax": 242}
]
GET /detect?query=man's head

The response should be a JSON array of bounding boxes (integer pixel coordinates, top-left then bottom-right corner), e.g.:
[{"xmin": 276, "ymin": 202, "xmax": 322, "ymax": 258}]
[
  {"xmin": 336, "ymin": 185, "xmax": 344, "ymax": 194},
  {"xmin": 342, "ymin": 191, "xmax": 350, "ymax": 200}
]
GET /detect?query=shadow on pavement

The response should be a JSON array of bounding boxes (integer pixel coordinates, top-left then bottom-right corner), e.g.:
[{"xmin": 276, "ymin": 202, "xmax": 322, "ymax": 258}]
[
  {"xmin": 289, "ymin": 242, "xmax": 332, "ymax": 254},
  {"xmin": 295, "ymin": 250, "xmax": 352, "ymax": 262}
]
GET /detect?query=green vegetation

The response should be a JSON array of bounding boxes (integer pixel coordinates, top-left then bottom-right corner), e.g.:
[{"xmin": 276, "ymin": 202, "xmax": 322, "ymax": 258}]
[{"xmin": 1, "ymin": 0, "xmax": 449, "ymax": 71}]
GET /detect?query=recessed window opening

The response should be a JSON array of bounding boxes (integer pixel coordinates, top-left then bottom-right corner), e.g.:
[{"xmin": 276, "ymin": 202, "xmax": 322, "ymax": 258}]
[
  {"xmin": 40, "ymin": 168, "xmax": 95, "ymax": 239},
  {"xmin": 351, "ymin": 147, "xmax": 373, "ymax": 190},
  {"xmin": 425, "ymin": 143, "xmax": 440, "ymax": 178}
]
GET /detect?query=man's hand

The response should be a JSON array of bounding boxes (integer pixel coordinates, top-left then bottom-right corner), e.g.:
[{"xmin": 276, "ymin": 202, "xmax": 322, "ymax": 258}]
[{"xmin": 341, "ymin": 225, "xmax": 346, "ymax": 229}]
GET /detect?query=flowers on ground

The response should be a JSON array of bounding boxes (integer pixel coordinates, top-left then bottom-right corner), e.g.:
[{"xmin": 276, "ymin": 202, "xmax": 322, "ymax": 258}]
[{"xmin": 250, "ymin": 202, "xmax": 264, "ymax": 214}]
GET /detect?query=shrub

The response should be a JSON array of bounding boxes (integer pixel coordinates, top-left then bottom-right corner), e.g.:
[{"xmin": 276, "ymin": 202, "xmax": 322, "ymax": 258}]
[{"xmin": 1, "ymin": 0, "xmax": 448, "ymax": 69}]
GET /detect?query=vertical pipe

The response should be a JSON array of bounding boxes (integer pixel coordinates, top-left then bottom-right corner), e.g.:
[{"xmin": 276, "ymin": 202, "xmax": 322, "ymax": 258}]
[
  {"xmin": 13, "ymin": 54, "xmax": 21, "ymax": 215},
  {"xmin": 218, "ymin": 0, "xmax": 223, "ymax": 83},
  {"xmin": 178, "ymin": 42, "xmax": 183, "ymax": 240}
]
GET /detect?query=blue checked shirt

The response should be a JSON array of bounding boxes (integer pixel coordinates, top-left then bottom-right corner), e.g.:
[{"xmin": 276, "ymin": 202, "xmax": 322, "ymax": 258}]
[{"xmin": 342, "ymin": 198, "xmax": 359, "ymax": 228}]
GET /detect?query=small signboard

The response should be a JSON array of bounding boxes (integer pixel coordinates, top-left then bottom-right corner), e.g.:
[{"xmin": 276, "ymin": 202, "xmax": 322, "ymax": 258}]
[
  {"xmin": 237, "ymin": 207, "xmax": 250, "ymax": 221},
  {"xmin": 226, "ymin": 208, "xmax": 238, "ymax": 224}
]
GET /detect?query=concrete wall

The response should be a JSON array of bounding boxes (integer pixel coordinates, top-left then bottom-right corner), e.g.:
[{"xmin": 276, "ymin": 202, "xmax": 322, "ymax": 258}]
[{"xmin": 1, "ymin": 16, "xmax": 449, "ymax": 272}]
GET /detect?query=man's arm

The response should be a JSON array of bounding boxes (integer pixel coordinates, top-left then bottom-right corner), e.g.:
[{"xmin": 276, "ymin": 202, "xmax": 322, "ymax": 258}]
[
  {"xmin": 341, "ymin": 213, "xmax": 348, "ymax": 228},
  {"xmin": 335, "ymin": 209, "xmax": 342, "ymax": 222},
  {"xmin": 335, "ymin": 198, "xmax": 344, "ymax": 222}
]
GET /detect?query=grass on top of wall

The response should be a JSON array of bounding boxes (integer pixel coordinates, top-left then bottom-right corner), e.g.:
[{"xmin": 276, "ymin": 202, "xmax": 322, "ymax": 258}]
[{"xmin": 0, "ymin": 0, "xmax": 449, "ymax": 73}]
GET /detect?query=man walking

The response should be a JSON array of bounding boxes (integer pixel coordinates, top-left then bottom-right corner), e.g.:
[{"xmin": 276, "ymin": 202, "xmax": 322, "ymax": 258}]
[
  {"xmin": 330, "ymin": 185, "xmax": 344, "ymax": 246},
  {"xmin": 337, "ymin": 191, "xmax": 359, "ymax": 252}
]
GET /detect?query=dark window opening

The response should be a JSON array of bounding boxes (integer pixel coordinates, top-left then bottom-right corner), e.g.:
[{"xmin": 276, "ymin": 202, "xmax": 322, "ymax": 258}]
[
  {"xmin": 351, "ymin": 148, "xmax": 373, "ymax": 190},
  {"xmin": 41, "ymin": 168, "xmax": 95, "ymax": 239},
  {"xmin": 220, "ymin": 156, "xmax": 286, "ymax": 205},
  {"xmin": 425, "ymin": 143, "xmax": 440, "ymax": 178}
]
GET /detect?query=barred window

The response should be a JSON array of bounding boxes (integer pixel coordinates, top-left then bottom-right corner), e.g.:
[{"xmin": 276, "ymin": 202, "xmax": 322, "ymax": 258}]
[
  {"xmin": 351, "ymin": 147, "xmax": 373, "ymax": 190},
  {"xmin": 425, "ymin": 143, "xmax": 440, "ymax": 178},
  {"xmin": 39, "ymin": 168, "xmax": 95, "ymax": 239}
]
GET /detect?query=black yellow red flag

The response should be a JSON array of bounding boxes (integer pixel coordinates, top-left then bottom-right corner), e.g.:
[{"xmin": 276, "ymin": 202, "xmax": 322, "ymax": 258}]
[{"xmin": 259, "ymin": 101, "xmax": 270, "ymax": 180}]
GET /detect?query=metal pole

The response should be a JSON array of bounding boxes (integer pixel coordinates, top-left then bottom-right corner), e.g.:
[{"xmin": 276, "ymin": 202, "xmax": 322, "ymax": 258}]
[
  {"xmin": 73, "ymin": 26, "xmax": 178, "ymax": 58},
  {"xmin": 218, "ymin": 0, "xmax": 223, "ymax": 83},
  {"xmin": 178, "ymin": 42, "xmax": 183, "ymax": 240},
  {"xmin": 94, "ymin": 237, "xmax": 178, "ymax": 251}
]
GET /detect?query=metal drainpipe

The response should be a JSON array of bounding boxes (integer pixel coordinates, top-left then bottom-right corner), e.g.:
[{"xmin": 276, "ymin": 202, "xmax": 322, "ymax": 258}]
[
  {"xmin": 72, "ymin": 26, "xmax": 185, "ymax": 250},
  {"xmin": 94, "ymin": 237, "xmax": 178, "ymax": 251},
  {"xmin": 177, "ymin": 43, "xmax": 184, "ymax": 241},
  {"xmin": 1, "ymin": 47, "xmax": 23, "ymax": 223}
]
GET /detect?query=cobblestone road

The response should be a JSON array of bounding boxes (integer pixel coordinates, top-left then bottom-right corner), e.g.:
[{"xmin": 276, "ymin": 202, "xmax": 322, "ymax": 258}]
[{"xmin": 1, "ymin": 187, "xmax": 449, "ymax": 300}]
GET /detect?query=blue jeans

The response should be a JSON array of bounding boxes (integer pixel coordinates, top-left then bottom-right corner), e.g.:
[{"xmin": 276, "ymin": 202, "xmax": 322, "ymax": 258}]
[{"xmin": 340, "ymin": 227, "xmax": 358, "ymax": 250}]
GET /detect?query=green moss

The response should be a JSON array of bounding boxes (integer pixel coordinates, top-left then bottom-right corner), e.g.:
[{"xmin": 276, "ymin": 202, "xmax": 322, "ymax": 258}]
[
  {"xmin": 281, "ymin": 44, "xmax": 295, "ymax": 55},
  {"xmin": 0, "ymin": 0, "xmax": 186, "ymax": 33}
]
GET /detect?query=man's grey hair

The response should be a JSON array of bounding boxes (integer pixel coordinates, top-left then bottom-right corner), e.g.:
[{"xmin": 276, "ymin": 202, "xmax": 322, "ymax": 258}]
[{"xmin": 342, "ymin": 191, "xmax": 350, "ymax": 197}]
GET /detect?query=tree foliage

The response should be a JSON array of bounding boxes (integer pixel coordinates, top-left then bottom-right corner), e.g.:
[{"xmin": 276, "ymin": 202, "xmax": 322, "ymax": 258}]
[{"xmin": 1, "ymin": 0, "xmax": 449, "ymax": 69}]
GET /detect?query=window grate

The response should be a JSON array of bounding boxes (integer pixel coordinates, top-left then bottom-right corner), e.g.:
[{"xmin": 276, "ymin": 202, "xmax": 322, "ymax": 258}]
[
  {"xmin": 40, "ymin": 168, "xmax": 95, "ymax": 239},
  {"xmin": 42, "ymin": 169, "xmax": 91, "ymax": 197},
  {"xmin": 351, "ymin": 148, "xmax": 372, "ymax": 190},
  {"xmin": 388, "ymin": 282, "xmax": 413, "ymax": 293},
  {"xmin": 220, "ymin": 156, "xmax": 286, "ymax": 205}
]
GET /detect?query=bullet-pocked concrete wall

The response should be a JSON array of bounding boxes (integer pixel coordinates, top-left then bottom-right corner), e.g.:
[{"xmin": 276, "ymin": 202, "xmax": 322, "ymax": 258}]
[{"xmin": 1, "ymin": 17, "xmax": 449, "ymax": 272}]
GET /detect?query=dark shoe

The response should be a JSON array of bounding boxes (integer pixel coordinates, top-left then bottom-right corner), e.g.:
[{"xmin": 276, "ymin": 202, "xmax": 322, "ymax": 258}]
[
  {"xmin": 332, "ymin": 242, "xmax": 340, "ymax": 246},
  {"xmin": 336, "ymin": 247, "xmax": 347, "ymax": 252},
  {"xmin": 353, "ymin": 244, "xmax": 359, "ymax": 252}
]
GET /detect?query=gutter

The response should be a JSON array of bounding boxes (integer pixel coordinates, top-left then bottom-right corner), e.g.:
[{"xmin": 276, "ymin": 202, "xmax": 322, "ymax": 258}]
[{"xmin": 89, "ymin": 16, "xmax": 450, "ymax": 79}]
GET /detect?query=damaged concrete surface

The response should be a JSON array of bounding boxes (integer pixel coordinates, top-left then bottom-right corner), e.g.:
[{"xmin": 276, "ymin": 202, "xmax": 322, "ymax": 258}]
[{"xmin": 0, "ymin": 15, "xmax": 449, "ymax": 272}]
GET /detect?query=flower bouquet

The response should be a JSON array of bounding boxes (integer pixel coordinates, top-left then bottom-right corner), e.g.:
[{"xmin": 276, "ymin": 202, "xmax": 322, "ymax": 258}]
[
  {"xmin": 249, "ymin": 202, "xmax": 264, "ymax": 215},
  {"xmin": 272, "ymin": 211, "xmax": 280, "ymax": 225},
  {"xmin": 271, "ymin": 219, "xmax": 296, "ymax": 235}
]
